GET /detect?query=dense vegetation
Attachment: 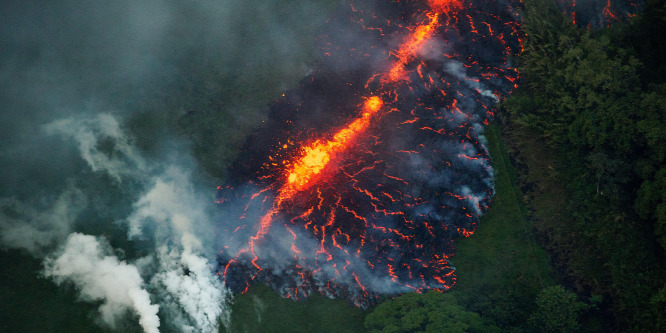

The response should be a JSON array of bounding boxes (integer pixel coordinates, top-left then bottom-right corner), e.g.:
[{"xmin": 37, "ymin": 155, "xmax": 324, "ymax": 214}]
[
  {"xmin": 364, "ymin": 291, "xmax": 500, "ymax": 333},
  {"xmin": 363, "ymin": 0, "xmax": 666, "ymax": 332},
  {"xmin": 498, "ymin": 0, "xmax": 666, "ymax": 331}
]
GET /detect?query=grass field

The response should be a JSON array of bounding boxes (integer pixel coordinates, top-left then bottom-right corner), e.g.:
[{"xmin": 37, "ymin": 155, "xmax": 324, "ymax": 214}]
[
  {"xmin": 227, "ymin": 284, "xmax": 366, "ymax": 333},
  {"xmin": 449, "ymin": 124, "xmax": 555, "ymax": 327}
]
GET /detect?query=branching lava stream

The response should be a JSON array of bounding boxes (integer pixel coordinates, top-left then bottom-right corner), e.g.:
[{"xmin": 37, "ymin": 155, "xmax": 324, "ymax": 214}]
[{"xmin": 216, "ymin": 0, "xmax": 523, "ymax": 307}]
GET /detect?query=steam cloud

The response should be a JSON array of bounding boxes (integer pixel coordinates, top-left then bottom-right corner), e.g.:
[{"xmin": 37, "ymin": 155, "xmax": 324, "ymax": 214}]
[
  {"xmin": 0, "ymin": 0, "xmax": 335, "ymax": 331},
  {"xmin": 42, "ymin": 113, "xmax": 232, "ymax": 332},
  {"xmin": 128, "ymin": 166, "xmax": 231, "ymax": 331},
  {"xmin": 0, "ymin": 189, "xmax": 83, "ymax": 256},
  {"xmin": 44, "ymin": 114, "xmax": 148, "ymax": 182},
  {"xmin": 44, "ymin": 233, "xmax": 160, "ymax": 333}
]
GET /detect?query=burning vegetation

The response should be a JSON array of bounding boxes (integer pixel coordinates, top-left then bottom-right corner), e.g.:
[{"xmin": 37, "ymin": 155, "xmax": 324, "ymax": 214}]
[
  {"xmin": 216, "ymin": 0, "xmax": 523, "ymax": 307},
  {"xmin": 555, "ymin": 0, "xmax": 642, "ymax": 27}
]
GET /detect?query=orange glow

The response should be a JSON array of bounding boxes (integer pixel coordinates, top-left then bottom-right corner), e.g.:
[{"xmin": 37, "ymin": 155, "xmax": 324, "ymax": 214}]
[
  {"xmin": 382, "ymin": 0, "xmax": 462, "ymax": 83},
  {"xmin": 384, "ymin": 13, "xmax": 442, "ymax": 83},
  {"xmin": 220, "ymin": 0, "xmax": 520, "ymax": 302},
  {"xmin": 282, "ymin": 96, "xmax": 383, "ymax": 194},
  {"xmin": 602, "ymin": 0, "xmax": 617, "ymax": 23},
  {"xmin": 428, "ymin": 0, "xmax": 462, "ymax": 12},
  {"xmin": 247, "ymin": 97, "xmax": 384, "ymax": 247}
]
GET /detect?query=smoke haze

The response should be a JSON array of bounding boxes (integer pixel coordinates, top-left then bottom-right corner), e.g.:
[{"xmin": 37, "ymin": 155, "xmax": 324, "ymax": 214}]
[{"xmin": 1, "ymin": 0, "xmax": 336, "ymax": 331}]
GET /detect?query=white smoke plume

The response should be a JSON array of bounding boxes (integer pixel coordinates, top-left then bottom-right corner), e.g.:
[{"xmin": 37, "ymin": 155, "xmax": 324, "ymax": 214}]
[
  {"xmin": 444, "ymin": 60, "xmax": 499, "ymax": 102},
  {"xmin": 128, "ymin": 166, "xmax": 232, "ymax": 331},
  {"xmin": 43, "ymin": 233, "xmax": 160, "ymax": 333},
  {"xmin": 39, "ymin": 113, "xmax": 232, "ymax": 332},
  {"xmin": 153, "ymin": 245, "xmax": 230, "ymax": 332},
  {"xmin": 0, "ymin": 0, "xmax": 338, "ymax": 331}
]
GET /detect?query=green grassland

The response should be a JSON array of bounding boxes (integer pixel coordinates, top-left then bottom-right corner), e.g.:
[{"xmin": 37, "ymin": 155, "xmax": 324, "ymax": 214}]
[
  {"xmin": 449, "ymin": 124, "xmax": 555, "ymax": 329},
  {"xmin": 227, "ymin": 284, "xmax": 366, "ymax": 333}
]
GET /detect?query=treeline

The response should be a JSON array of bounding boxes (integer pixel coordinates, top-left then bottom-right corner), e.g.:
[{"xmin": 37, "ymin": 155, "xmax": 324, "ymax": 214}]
[{"xmin": 501, "ymin": 0, "xmax": 666, "ymax": 331}]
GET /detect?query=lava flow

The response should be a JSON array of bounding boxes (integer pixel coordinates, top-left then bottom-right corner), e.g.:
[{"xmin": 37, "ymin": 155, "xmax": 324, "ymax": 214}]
[{"xmin": 216, "ymin": 0, "xmax": 523, "ymax": 307}]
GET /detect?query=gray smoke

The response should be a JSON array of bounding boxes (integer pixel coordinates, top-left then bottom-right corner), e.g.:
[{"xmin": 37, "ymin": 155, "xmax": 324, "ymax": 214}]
[
  {"xmin": 444, "ymin": 60, "xmax": 499, "ymax": 102},
  {"xmin": 42, "ymin": 112, "xmax": 232, "ymax": 332},
  {"xmin": 0, "ymin": 0, "xmax": 336, "ymax": 331},
  {"xmin": 0, "ymin": 189, "xmax": 83, "ymax": 256},
  {"xmin": 44, "ymin": 114, "xmax": 148, "ymax": 183}
]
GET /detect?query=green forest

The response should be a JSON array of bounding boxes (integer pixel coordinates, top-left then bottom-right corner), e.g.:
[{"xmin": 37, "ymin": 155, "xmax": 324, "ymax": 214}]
[{"xmin": 499, "ymin": 0, "xmax": 666, "ymax": 331}]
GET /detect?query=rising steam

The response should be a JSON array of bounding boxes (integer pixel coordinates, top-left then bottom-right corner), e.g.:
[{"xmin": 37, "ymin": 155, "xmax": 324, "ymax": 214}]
[
  {"xmin": 0, "ymin": 0, "xmax": 332, "ymax": 331},
  {"xmin": 47, "ymin": 114, "xmax": 232, "ymax": 332},
  {"xmin": 43, "ymin": 233, "xmax": 161, "ymax": 333}
]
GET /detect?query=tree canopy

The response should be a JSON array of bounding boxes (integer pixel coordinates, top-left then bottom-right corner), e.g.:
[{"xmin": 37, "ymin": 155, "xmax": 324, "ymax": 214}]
[
  {"xmin": 364, "ymin": 291, "xmax": 499, "ymax": 333},
  {"xmin": 501, "ymin": 0, "xmax": 666, "ymax": 330},
  {"xmin": 528, "ymin": 285, "xmax": 588, "ymax": 333}
]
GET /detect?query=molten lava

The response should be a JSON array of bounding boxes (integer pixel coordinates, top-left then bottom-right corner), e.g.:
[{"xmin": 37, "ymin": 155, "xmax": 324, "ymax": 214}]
[
  {"xmin": 216, "ymin": 0, "xmax": 524, "ymax": 307},
  {"xmin": 285, "ymin": 96, "xmax": 383, "ymax": 192},
  {"xmin": 384, "ymin": 12, "xmax": 441, "ymax": 83}
]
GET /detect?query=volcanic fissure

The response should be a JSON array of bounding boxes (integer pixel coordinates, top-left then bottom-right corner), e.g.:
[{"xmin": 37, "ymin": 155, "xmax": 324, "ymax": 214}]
[{"xmin": 216, "ymin": 0, "xmax": 523, "ymax": 308}]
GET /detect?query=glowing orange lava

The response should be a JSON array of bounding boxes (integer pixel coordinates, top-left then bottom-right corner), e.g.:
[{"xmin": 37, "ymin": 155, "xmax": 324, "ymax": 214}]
[
  {"xmin": 219, "ymin": 0, "xmax": 518, "ymax": 300},
  {"xmin": 428, "ymin": 0, "xmax": 463, "ymax": 12},
  {"xmin": 602, "ymin": 0, "xmax": 618, "ymax": 24},
  {"xmin": 280, "ymin": 0, "xmax": 461, "ymax": 196},
  {"xmin": 384, "ymin": 13, "xmax": 441, "ymax": 83},
  {"xmin": 284, "ymin": 96, "xmax": 384, "ymax": 193},
  {"xmin": 382, "ymin": 0, "xmax": 461, "ymax": 83},
  {"xmin": 245, "ymin": 96, "xmax": 384, "ymax": 256},
  {"xmin": 236, "ymin": 0, "xmax": 463, "ymax": 270}
]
